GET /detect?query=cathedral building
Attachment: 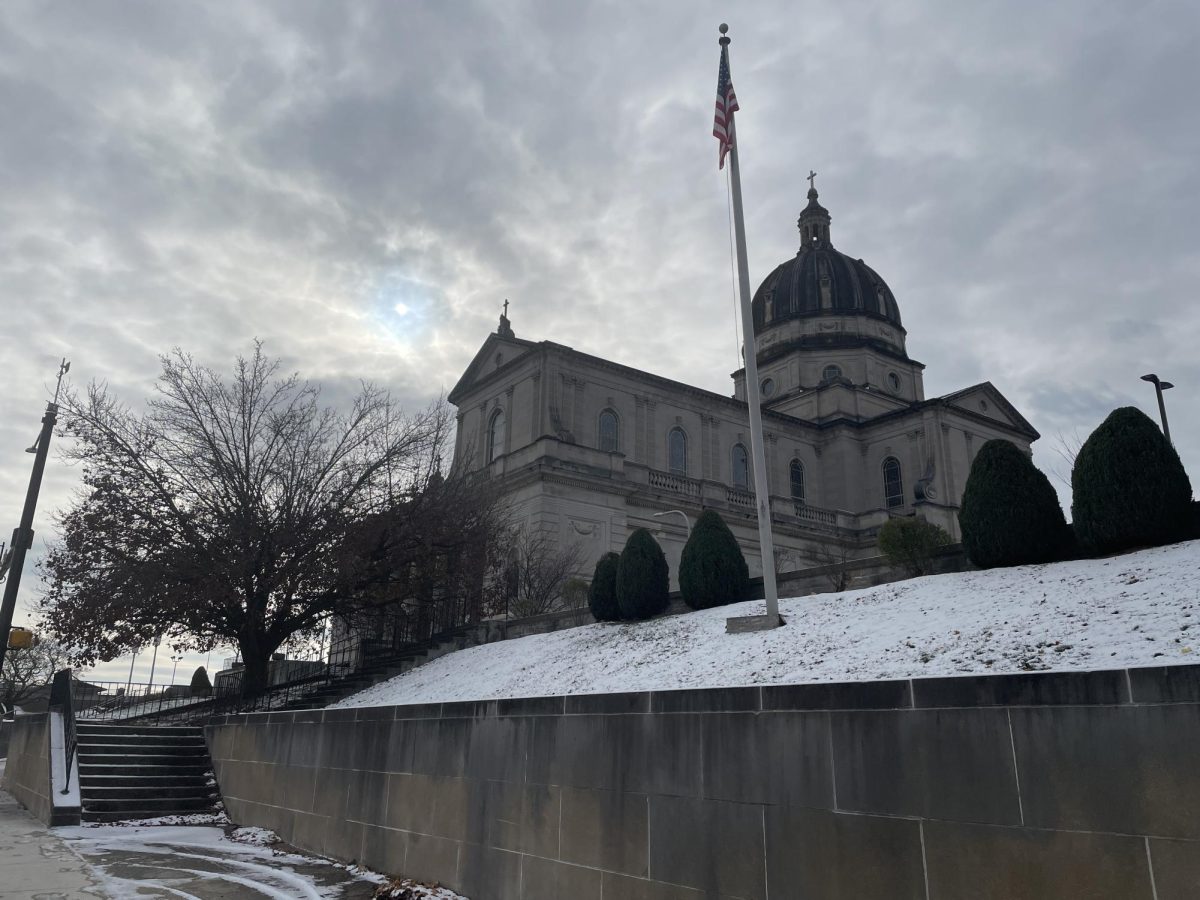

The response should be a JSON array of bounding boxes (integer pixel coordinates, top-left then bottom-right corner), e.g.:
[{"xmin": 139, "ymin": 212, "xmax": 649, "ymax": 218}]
[{"xmin": 449, "ymin": 186, "xmax": 1039, "ymax": 586}]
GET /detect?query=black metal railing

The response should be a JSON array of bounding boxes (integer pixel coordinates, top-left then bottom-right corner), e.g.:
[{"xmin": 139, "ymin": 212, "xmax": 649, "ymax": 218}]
[
  {"xmin": 77, "ymin": 591, "xmax": 484, "ymax": 726},
  {"xmin": 48, "ymin": 669, "xmax": 77, "ymax": 794}
]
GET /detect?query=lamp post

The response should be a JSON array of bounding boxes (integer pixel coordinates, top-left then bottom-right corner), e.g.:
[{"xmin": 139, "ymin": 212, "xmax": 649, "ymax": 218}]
[
  {"xmin": 170, "ymin": 654, "xmax": 184, "ymax": 685},
  {"xmin": 1140, "ymin": 374, "xmax": 1174, "ymax": 445},
  {"xmin": 652, "ymin": 510, "xmax": 692, "ymax": 536}
]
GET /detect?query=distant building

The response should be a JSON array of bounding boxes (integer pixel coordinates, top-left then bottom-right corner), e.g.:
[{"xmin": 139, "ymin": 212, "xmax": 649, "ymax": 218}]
[{"xmin": 449, "ymin": 187, "xmax": 1038, "ymax": 586}]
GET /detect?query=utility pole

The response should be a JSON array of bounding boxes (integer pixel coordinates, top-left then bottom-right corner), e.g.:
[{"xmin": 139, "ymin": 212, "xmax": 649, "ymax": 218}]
[{"xmin": 0, "ymin": 360, "xmax": 70, "ymax": 676}]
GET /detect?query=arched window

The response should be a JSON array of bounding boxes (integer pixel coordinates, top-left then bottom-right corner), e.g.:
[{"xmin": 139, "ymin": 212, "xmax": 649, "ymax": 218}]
[
  {"xmin": 668, "ymin": 427, "xmax": 687, "ymax": 475},
  {"xmin": 822, "ymin": 364, "xmax": 843, "ymax": 382},
  {"xmin": 598, "ymin": 409, "xmax": 619, "ymax": 453},
  {"xmin": 732, "ymin": 443, "xmax": 749, "ymax": 489},
  {"xmin": 790, "ymin": 459, "xmax": 805, "ymax": 504},
  {"xmin": 883, "ymin": 456, "xmax": 904, "ymax": 508},
  {"xmin": 487, "ymin": 409, "xmax": 506, "ymax": 463}
]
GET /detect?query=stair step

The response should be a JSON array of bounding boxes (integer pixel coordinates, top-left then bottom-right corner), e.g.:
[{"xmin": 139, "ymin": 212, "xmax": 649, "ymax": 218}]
[
  {"xmin": 80, "ymin": 763, "xmax": 211, "ymax": 778},
  {"xmin": 80, "ymin": 774, "xmax": 215, "ymax": 787},
  {"xmin": 83, "ymin": 785, "xmax": 217, "ymax": 800},
  {"xmin": 82, "ymin": 796, "xmax": 217, "ymax": 813},
  {"xmin": 77, "ymin": 725, "xmax": 203, "ymax": 735},
  {"xmin": 78, "ymin": 733, "xmax": 206, "ymax": 747},
  {"xmin": 79, "ymin": 753, "xmax": 208, "ymax": 767},
  {"xmin": 82, "ymin": 807, "xmax": 222, "ymax": 823}
]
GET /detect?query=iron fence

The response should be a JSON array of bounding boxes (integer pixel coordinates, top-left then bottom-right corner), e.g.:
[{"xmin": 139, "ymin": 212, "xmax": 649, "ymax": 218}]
[{"xmin": 76, "ymin": 591, "xmax": 482, "ymax": 725}]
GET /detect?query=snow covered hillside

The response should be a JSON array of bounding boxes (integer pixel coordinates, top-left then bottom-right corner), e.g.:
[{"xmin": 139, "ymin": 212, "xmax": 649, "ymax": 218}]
[{"xmin": 337, "ymin": 541, "xmax": 1200, "ymax": 708}]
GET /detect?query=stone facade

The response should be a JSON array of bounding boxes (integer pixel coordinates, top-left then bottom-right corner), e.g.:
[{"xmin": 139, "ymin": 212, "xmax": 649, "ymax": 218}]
[{"xmin": 449, "ymin": 192, "xmax": 1038, "ymax": 587}]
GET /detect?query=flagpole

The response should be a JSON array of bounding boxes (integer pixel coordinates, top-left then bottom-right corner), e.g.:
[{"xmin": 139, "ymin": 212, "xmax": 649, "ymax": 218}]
[{"xmin": 720, "ymin": 25, "xmax": 781, "ymax": 629}]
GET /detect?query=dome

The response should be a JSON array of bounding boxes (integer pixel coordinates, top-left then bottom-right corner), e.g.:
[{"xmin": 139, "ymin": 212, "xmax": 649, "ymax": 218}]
[{"xmin": 751, "ymin": 187, "xmax": 903, "ymax": 333}]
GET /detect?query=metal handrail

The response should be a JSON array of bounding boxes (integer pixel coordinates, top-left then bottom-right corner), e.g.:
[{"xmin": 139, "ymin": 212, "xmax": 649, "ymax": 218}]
[{"xmin": 48, "ymin": 668, "xmax": 77, "ymax": 794}]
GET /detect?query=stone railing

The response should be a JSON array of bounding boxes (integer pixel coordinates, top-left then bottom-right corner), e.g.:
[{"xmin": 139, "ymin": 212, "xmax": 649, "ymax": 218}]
[
  {"xmin": 726, "ymin": 487, "xmax": 755, "ymax": 507},
  {"xmin": 647, "ymin": 468, "xmax": 699, "ymax": 496},
  {"xmin": 792, "ymin": 501, "xmax": 838, "ymax": 526}
]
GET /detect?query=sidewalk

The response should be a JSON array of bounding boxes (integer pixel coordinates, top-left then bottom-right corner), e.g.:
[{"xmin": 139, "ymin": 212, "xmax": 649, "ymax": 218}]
[{"xmin": 0, "ymin": 787, "xmax": 107, "ymax": 899}]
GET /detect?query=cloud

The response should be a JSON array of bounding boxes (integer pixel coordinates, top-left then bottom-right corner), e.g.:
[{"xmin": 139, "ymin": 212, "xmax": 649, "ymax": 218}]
[{"xmin": 2, "ymin": 0, "xmax": 1198, "ymax": 678}]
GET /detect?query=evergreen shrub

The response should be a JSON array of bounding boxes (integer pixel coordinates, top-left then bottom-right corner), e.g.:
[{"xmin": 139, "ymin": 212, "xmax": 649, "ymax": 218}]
[
  {"xmin": 1071, "ymin": 407, "xmax": 1193, "ymax": 555},
  {"xmin": 878, "ymin": 517, "xmax": 951, "ymax": 576},
  {"xmin": 190, "ymin": 666, "xmax": 212, "ymax": 697},
  {"xmin": 679, "ymin": 510, "xmax": 750, "ymax": 610},
  {"xmin": 588, "ymin": 552, "xmax": 621, "ymax": 621},
  {"xmin": 959, "ymin": 439, "xmax": 1071, "ymax": 568},
  {"xmin": 616, "ymin": 528, "xmax": 670, "ymax": 620}
]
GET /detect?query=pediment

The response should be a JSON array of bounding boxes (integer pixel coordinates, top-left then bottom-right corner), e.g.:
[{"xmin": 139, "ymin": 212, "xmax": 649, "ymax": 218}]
[
  {"xmin": 940, "ymin": 382, "xmax": 1039, "ymax": 439},
  {"xmin": 448, "ymin": 332, "xmax": 535, "ymax": 405}
]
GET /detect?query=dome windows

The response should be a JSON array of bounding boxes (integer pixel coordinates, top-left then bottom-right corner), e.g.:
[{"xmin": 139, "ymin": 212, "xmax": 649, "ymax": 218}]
[
  {"xmin": 760, "ymin": 377, "xmax": 776, "ymax": 398},
  {"xmin": 888, "ymin": 372, "xmax": 901, "ymax": 392},
  {"xmin": 822, "ymin": 364, "xmax": 843, "ymax": 382}
]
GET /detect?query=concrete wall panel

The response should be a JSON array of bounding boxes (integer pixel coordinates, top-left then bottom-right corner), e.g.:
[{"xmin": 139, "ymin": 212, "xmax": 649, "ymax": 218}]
[{"xmin": 206, "ymin": 663, "xmax": 1200, "ymax": 899}]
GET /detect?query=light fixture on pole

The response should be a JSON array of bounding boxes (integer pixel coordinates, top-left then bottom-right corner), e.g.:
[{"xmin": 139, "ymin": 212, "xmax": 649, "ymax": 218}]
[
  {"xmin": 652, "ymin": 510, "xmax": 692, "ymax": 536},
  {"xmin": 1140, "ymin": 374, "xmax": 1174, "ymax": 445}
]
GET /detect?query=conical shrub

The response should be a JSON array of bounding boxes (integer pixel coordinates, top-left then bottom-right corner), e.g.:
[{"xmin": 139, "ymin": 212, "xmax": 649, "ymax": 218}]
[
  {"xmin": 679, "ymin": 510, "xmax": 749, "ymax": 610},
  {"xmin": 959, "ymin": 439, "xmax": 1071, "ymax": 568},
  {"xmin": 616, "ymin": 528, "xmax": 670, "ymax": 620},
  {"xmin": 588, "ymin": 552, "xmax": 621, "ymax": 621},
  {"xmin": 190, "ymin": 665, "xmax": 212, "ymax": 697},
  {"xmin": 1072, "ymin": 406, "xmax": 1193, "ymax": 555}
]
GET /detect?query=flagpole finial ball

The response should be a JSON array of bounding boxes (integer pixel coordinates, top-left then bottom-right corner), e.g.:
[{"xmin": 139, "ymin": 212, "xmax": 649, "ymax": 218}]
[{"xmin": 719, "ymin": 23, "xmax": 729, "ymax": 34}]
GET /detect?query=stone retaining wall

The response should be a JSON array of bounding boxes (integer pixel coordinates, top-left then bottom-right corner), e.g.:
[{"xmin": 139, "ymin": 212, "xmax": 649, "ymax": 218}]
[
  {"xmin": 1, "ymin": 713, "xmax": 52, "ymax": 825},
  {"xmin": 206, "ymin": 664, "xmax": 1200, "ymax": 899}
]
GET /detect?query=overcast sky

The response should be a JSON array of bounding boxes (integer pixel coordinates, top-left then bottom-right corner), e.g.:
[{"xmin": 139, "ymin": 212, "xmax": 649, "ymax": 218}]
[{"xmin": 3, "ymin": 1, "xmax": 1198, "ymax": 682}]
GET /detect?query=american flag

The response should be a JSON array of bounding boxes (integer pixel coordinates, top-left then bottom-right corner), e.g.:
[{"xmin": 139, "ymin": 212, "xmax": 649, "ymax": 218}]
[{"xmin": 713, "ymin": 47, "xmax": 739, "ymax": 170}]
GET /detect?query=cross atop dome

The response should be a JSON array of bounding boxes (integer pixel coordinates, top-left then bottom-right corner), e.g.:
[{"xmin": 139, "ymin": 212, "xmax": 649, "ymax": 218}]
[{"xmin": 797, "ymin": 174, "xmax": 831, "ymax": 248}]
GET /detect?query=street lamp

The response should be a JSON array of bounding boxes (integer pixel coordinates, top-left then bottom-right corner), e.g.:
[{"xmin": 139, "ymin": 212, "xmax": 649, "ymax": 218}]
[
  {"xmin": 652, "ymin": 510, "xmax": 692, "ymax": 536},
  {"xmin": 170, "ymin": 654, "xmax": 184, "ymax": 685},
  {"xmin": 1140, "ymin": 374, "xmax": 1174, "ymax": 445}
]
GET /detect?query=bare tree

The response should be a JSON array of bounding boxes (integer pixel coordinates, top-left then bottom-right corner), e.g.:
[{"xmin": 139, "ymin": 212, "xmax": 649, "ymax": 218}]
[
  {"xmin": 1048, "ymin": 428, "xmax": 1085, "ymax": 491},
  {"xmin": 1, "ymin": 639, "xmax": 66, "ymax": 711},
  {"xmin": 495, "ymin": 526, "xmax": 586, "ymax": 619},
  {"xmin": 811, "ymin": 541, "xmax": 854, "ymax": 593},
  {"xmin": 38, "ymin": 343, "xmax": 500, "ymax": 696}
]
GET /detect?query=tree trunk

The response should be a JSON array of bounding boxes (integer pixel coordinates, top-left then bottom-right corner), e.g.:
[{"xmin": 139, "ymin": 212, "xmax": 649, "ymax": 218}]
[{"xmin": 238, "ymin": 632, "xmax": 274, "ymax": 698}]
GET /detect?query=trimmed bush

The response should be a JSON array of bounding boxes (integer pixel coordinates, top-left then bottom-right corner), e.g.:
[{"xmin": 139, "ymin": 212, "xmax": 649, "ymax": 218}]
[
  {"xmin": 878, "ymin": 516, "xmax": 951, "ymax": 576},
  {"xmin": 959, "ymin": 439, "xmax": 1071, "ymax": 568},
  {"xmin": 588, "ymin": 552, "xmax": 621, "ymax": 621},
  {"xmin": 1071, "ymin": 407, "xmax": 1193, "ymax": 555},
  {"xmin": 616, "ymin": 528, "xmax": 670, "ymax": 620},
  {"xmin": 679, "ymin": 510, "xmax": 749, "ymax": 610},
  {"xmin": 190, "ymin": 666, "xmax": 212, "ymax": 697}
]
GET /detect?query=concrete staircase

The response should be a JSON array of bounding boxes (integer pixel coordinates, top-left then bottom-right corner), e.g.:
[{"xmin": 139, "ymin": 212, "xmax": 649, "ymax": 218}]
[{"xmin": 76, "ymin": 723, "xmax": 222, "ymax": 823}]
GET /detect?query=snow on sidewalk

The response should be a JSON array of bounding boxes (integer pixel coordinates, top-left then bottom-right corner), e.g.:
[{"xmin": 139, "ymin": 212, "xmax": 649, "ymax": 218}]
[{"xmin": 337, "ymin": 540, "xmax": 1200, "ymax": 708}]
